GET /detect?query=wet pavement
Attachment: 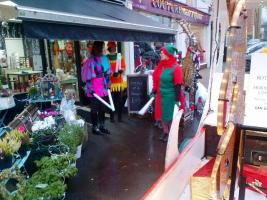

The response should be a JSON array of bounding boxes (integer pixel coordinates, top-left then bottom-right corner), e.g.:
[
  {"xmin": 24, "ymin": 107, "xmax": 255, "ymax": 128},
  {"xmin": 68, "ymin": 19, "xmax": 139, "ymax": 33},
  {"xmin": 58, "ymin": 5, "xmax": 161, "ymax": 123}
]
[{"xmin": 66, "ymin": 113, "xmax": 200, "ymax": 200}]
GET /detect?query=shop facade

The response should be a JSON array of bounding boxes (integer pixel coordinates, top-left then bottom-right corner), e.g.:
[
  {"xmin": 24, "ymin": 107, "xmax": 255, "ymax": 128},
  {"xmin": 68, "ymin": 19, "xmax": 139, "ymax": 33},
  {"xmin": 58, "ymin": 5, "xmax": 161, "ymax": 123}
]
[
  {"xmin": 0, "ymin": 0, "xmax": 176, "ymax": 106},
  {"xmin": 131, "ymin": 0, "xmax": 211, "ymax": 67}
]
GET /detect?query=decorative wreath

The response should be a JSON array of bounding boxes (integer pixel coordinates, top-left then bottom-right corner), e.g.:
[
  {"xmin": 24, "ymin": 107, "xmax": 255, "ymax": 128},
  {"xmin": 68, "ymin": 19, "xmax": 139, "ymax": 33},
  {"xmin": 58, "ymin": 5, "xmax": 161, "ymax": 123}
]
[{"xmin": 0, "ymin": 168, "xmax": 26, "ymax": 200}]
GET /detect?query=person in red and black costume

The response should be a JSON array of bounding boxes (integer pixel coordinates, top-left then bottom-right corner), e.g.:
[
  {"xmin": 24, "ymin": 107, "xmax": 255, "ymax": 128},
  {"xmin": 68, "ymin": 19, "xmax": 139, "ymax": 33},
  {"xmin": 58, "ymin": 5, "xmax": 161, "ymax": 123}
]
[{"xmin": 107, "ymin": 41, "xmax": 127, "ymax": 122}]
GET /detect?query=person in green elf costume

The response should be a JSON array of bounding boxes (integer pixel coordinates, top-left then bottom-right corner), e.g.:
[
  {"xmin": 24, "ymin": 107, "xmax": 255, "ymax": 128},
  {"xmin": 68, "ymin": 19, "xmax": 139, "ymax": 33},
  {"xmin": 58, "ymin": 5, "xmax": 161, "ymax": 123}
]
[{"xmin": 152, "ymin": 44, "xmax": 185, "ymax": 143}]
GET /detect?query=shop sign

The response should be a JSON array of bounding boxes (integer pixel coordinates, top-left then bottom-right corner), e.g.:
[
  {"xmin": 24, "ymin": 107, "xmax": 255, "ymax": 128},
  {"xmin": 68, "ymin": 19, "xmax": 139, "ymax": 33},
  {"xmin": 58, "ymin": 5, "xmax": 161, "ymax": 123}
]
[
  {"xmin": 244, "ymin": 53, "xmax": 267, "ymax": 128},
  {"xmin": 132, "ymin": 0, "xmax": 210, "ymax": 25}
]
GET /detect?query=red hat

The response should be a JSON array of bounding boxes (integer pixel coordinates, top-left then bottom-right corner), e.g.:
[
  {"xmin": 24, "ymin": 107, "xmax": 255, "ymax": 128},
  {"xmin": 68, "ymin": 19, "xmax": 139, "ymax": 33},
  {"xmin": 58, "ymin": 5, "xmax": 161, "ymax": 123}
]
[{"xmin": 107, "ymin": 41, "xmax": 116, "ymax": 49}]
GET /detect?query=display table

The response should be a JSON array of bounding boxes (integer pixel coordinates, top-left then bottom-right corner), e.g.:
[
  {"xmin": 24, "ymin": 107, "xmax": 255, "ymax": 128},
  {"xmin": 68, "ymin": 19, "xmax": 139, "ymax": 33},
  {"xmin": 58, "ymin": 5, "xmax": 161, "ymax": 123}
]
[
  {"xmin": 28, "ymin": 97, "xmax": 62, "ymax": 110},
  {"xmin": 28, "ymin": 97, "xmax": 62, "ymax": 104},
  {"xmin": 7, "ymin": 70, "xmax": 42, "ymax": 92}
]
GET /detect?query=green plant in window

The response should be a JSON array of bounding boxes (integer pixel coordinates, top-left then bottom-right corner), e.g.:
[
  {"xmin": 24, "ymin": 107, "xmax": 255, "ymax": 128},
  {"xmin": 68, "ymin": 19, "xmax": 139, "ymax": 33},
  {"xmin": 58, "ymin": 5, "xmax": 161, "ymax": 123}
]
[{"xmin": 28, "ymin": 87, "xmax": 38, "ymax": 98}]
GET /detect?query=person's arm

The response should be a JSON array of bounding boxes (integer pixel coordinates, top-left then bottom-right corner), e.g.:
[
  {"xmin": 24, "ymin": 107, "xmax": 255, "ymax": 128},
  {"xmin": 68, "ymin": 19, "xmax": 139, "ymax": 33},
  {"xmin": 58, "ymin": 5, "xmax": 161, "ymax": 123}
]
[
  {"xmin": 82, "ymin": 59, "xmax": 94, "ymax": 94},
  {"xmin": 118, "ymin": 57, "xmax": 126, "ymax": 74},
  {"xmin": 86, "ymin": 80, "xmax": 94, "ymax": 95},
  {"xmin": 173, "ymin": 65, "xmax": 184, "ymax": 106},
  {"xmin": 175, "ymin": 84, "xmax": 181, "ymax": 102},
  {"xmin": 102, "ymin": 55, "xmax": 111, "ymax": 89}
]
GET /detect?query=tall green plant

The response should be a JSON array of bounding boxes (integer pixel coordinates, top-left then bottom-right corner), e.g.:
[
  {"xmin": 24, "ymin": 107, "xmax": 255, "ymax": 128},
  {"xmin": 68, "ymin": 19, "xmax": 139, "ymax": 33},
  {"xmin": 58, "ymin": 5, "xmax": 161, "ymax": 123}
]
[{"xmin": 57, "ymin": 124, "xmax": 84, "ymax": 154}]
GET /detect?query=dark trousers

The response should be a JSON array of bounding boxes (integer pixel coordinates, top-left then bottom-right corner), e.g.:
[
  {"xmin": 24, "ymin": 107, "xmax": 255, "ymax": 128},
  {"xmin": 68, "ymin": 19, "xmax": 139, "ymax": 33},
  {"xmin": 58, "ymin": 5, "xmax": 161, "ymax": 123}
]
[
  {"xmin": 89, "ymin": 96, "xmax": 108, "ymax": 128},
  {"xmin": 110, "ymin": 90, "xmax": 123, "ymax": 121}
]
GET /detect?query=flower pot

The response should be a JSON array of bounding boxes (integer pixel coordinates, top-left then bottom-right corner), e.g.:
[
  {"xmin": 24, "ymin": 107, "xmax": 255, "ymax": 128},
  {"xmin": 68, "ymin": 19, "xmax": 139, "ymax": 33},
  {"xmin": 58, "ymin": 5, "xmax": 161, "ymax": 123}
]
[
  {"xmin": 0, "ymin": 155, "xmax": 13, "ymax": 170},
  {"xmin": 36, "ymin": 135, "xmax": 56, "ymax": 146},
  {"xmin": 76, "ymin": 144, "xmax": 82, "ymax": 159}
]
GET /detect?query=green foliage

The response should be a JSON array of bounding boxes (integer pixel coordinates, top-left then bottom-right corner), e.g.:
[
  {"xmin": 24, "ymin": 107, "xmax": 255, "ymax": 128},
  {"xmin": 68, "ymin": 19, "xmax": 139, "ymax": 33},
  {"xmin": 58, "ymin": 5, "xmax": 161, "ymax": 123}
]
[
  {"xmin": 0, "ymin": 168, "xmax": 26, "ymax": 200},
  {"xmin": 35, "ymin": 154, "xmax": 78, "ymax": 178},
  {"xmin": 31, "ymin": 128, "xmax": 55, "ymax": 141},
  {"xmin": 0, "ymin": 130, "xmax": 23, "ymax": 156},
  {"xmin": 58, "ymin": 124, "xmax": 84, "ymax": 154},
  {"xmin": 7, "ymin": 129, "xmax": 28, "ymax": 142},
  {"xmin": 24, "ymin": 154, "xmax": 77, "ymax": 199},
  {"xmin": 25, "ymin": 169, "xmax": 66, "ymax": 200},
  {"xmin": 28, "ymin": 87, "xmax": 38, "ymax": 97}
]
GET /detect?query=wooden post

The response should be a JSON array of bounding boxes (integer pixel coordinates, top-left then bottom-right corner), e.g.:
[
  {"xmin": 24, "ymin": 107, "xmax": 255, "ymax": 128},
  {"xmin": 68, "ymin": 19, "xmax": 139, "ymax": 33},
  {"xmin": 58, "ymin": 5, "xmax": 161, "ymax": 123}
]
[
  {"xmin": 74, "ymin": 41, "xmax": 84, "ymax": 105},
  {"xmin": 229, "ymin": 124, "xmax": 241, "ymax": 200},
  {"xmin": 39, "ymin": 39, "xmax": 47, "ymax": 74}
]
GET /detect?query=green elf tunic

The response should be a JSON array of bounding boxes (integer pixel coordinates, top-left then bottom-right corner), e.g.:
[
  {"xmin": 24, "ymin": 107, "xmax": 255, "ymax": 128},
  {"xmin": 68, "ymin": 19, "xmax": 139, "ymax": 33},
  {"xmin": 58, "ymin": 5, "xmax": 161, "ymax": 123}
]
[{"xmin": 153, "ymin": 57, "xmax": 185, "ymax": 123}]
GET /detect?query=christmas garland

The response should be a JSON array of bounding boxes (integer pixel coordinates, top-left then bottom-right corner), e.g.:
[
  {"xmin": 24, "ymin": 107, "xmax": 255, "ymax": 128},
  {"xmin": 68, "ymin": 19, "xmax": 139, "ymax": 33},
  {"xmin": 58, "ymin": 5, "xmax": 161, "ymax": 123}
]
[{"xmin": 0, "ymin": 168, "xmax": 26, "ymax": 200}]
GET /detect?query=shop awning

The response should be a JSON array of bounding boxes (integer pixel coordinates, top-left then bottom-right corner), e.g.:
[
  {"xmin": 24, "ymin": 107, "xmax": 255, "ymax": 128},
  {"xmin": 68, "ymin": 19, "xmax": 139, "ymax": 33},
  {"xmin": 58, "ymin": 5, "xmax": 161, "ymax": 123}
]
[{"xmin": 0, "ymin": 0, "xmax": 176, "ymax": 42}]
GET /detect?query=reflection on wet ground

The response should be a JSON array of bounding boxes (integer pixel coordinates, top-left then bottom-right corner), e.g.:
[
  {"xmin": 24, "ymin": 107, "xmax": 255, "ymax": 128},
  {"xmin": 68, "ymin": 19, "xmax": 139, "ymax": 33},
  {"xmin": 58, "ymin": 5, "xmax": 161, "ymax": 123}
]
[{"xmin": 66, "ymin": 113, "xmax": 200, "ymax": 200}]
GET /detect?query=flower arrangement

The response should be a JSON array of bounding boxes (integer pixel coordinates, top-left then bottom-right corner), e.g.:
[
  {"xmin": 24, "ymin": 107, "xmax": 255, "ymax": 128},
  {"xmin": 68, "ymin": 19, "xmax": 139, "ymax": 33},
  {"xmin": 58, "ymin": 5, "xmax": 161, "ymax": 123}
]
[{"xmin": 31, "ymin": 116, "xmax": 56, "ymax": 132}]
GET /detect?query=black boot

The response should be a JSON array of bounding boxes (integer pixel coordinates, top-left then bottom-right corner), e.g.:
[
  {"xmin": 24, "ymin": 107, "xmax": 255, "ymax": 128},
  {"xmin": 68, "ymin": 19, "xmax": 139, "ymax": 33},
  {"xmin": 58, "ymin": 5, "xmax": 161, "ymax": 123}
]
[
  {"xmin": 99, "ymin": 126, "xmax": 111, "ymax": 134},
  {"xmin": 92, "ymin": 126, "xmax": 104, "ymax": 135},
  {"xmin": 159, "ymin": 132, "xmax": 165, "ymax": 141},
  {"xmin": 110, "ymin": 112, "xmax": 115, "ymax": 123},
  {"xmin": 162, "ymin": 134, "xmax": 169, "ymax": 143},
  {"xmin": 195, "ymin": 73, "xmax": 202, "ymax": 79}
]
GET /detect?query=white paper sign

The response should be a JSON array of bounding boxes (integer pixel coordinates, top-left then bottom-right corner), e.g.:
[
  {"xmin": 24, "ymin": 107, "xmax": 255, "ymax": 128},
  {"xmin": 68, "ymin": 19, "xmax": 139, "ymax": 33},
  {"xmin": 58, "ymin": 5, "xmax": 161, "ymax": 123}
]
[{"xmin": 244, "ymin": 53, "xmax": 267, "ymax": 128}]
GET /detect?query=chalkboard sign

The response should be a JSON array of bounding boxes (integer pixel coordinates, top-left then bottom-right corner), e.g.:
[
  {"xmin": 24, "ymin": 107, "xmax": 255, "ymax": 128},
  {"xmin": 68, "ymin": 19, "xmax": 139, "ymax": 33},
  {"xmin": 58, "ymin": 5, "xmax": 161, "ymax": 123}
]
[{"xmin": 127, "ymin": 74, "xmax": 148, "ymax": 113}]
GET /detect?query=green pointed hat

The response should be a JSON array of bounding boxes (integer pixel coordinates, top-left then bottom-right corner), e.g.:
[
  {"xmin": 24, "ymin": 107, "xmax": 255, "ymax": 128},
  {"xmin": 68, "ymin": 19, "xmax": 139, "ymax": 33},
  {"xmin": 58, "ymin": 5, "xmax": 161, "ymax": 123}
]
[{"xmin": 161, "ymin": 44, "xmax": 178, "ymax": 57}]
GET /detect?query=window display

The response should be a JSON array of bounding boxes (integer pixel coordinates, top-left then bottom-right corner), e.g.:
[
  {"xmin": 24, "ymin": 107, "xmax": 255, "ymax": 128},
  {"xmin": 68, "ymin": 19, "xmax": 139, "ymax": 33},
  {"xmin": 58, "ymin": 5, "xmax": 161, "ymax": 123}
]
[{"xmin": 50, "ymin": 40, "xmax": 78, "ymax": 99}]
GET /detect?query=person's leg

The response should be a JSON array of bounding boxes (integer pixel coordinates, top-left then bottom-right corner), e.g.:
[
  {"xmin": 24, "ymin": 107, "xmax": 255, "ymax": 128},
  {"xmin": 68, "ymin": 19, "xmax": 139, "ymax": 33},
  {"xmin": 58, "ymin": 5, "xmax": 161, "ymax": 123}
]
[
  {"xmin": 117, "ymin": 90, "xmax": 123, "ymax": 122},
  {"xmin": 109, "ymin": 92, "xmax": 116, "ymax": 122},
  {"xmin": 160, "ymin": 121, "xmax": 171, "ymax": 143},
  {"xmin": 90, "ymin": 97, "xmax": 103, "ymax": 135},
  {"xmin": 99, "ymin": 96, "xmax": 110, "ymax": 134}
]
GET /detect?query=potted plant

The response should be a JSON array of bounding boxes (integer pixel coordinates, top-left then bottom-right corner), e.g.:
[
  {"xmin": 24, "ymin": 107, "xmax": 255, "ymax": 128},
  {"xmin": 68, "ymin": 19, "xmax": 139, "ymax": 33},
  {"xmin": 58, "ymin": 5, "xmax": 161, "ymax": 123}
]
[
  {"xmin": 0, "ymin": 138, "xmax": 21, "ymax": 170},
  {"xmin": 8, "ymin": 128, "xmax": 29, "ymax": 144},
  {"xmin": 32, "ymin": 128, "xmax": 56, "ymax": 146},
  {"xmin": 58, "ymin": 124, "xmax": 84, "ymax": 157},
  {"xmin": 0, "ymin": 168, "xmax": 26, "ymax": 200},
  {"xmin": 25, "ymin": 169, "xmax": 66, "ymax": 200},
  {"xmin": 28, "ymin": 86, "xmax": 38, "ymax": 99},
  {"xmin": 35, "ymin": 154, "xmax": 78, "ymax": 179},
  {"xmin": 8, "ymin": 128, "xmax": 30, "ymax": 157}
]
